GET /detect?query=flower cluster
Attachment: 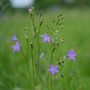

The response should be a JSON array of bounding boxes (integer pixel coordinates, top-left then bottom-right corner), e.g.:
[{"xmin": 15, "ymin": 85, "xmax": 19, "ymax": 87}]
[
  {"xmin": 11, "ymin": 35, "xmax": 21, "ymax": 52},
  {"xmin": 10, "ymin": 7, "xmax": 77, "ymax": 90},
  {"xmin": 11, "ymin": 33, "xmax": 76, "ymax": 76}
]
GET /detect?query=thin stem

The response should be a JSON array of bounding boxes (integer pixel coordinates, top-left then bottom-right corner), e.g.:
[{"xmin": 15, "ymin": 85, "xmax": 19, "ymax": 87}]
[
  {"xmin": 48, "ymin": 47, "xmax": 55, "ymax": 90},
  {"xmin": 47, "ymin": 73, "xmax": 50, "ymax": 90},
  {"xmin": 32, "ymin": 17, "xmax": 37, "ymax": 38},
  {"xmin": 26, "ymin": 39, "xmax": 29, "ymax": 61},
  {"xmin": 31, "ymin": 14, "xmax": 39, "ymax": 83},
  {"xmin": 50, "ymin": 75, "xmax": 53, "ymax": 90},
  {"xmin": 20, "ymin": 43, "xmax": 31, "ymax": 88},
  {"xmin": 20, "ymin": 47, "xmax": 26, "ymax": 60},
  {"xmin": 31, "ymin": 16, "xmax": 39, "ymax": 84},
  {"xmin": 50, "ymin": 47, "xmax": 55, "ymax": 64},
  {"xmin": 21, "ymin": 47, "xmax": 30, "ymax": 71},
  {"xmin": 37, "ymin": 26, "xmax": 41, "ymax": 80},
  {"xmin": 31, "ymin": 42, "xmax": 36, "ymax": 88},
  {"xmin": 47, "ymin": 73, "xmax": 52, "ymax": 90},
  {"xmin": 26, "ymin": 40, "xmax": 31, "ymax": 79}
]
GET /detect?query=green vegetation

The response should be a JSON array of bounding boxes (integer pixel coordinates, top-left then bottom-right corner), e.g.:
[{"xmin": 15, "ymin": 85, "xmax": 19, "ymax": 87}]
[
  {"xmin": 0, "ymin": 8, "xmax": 90, "ymax": 90},
  {"xmin": 0, "ymin": 0, "xmax": 90, "ymax": 11}
]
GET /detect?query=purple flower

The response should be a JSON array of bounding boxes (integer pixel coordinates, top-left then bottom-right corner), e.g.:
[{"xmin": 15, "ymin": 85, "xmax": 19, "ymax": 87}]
[
  {"xmin": 12, "ymin": 42, "xmax": 21, "ymax": 52},
  {"xmin": 41, "ymin": 34, "xmax": 50, "ymax": 43},
  {"xmin": 11, "ymin": 35, "xmax": 17, "ymax": 41},
  {"xmin": 48, "ymin": 64, "xmax": 59, "ymax": 76},
  {"xmin": 67, "ymin": 49, "xmax": 76, "ymax": 60}
]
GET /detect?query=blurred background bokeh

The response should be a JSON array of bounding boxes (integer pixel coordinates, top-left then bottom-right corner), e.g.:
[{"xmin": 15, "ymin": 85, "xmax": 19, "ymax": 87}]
[
  {"xmin": 0, "ymin": 0, "xmax": 90, "ymax": 90},
  {"xmin": 0, "ymin": 0, "xmax": 90, "ymax": 11}
]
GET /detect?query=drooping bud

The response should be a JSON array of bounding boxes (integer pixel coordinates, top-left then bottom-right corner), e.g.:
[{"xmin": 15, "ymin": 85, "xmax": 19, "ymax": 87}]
[
  {"xmin": 29, "ymin": 7, "xmax": 34, "ymax": 17},
  {"xmin": 30, "ymin": 42, "xmax": 33, "ymax": 49}
]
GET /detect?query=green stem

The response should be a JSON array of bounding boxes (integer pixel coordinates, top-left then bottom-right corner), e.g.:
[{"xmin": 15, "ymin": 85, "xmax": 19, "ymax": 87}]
[
  {"xmin": 20, "ymin": 47, "xmax": 30, "ymax": 71},
  {"xmin": 50, "ymin": 75, "xmax": 53, "ymax": 90},
  {"xmin": 20, "ymin": 42, "xmax": 31, "ymax": 88},
  {"xmin": 31, "ymin": 16, "xmax": 40, "ymax": 86},
  {"xmin": 47, "ymin": 73, "xmax": 52, "ymax": 90},
  {"xmin": 32, "ymin": 17, "xmax": 39, "ymax": 83},
  {"xmin": 31, "ymin": 42, "xmax": 36, "ymax": 88},
  {"xmin": 48, "ymin": 47, "xmax": 55, "ymax": 90},
  {"xmin": 32, "ymin": 17, "xmax": 36, "ymax": 38},
  {"xmin": 37, "ymin": 26, "xmax": 41, "ymax": 80},
  {"xmin": 50, "ymin": 47, "xmax": 55, "ymax": 64},
  {"xmin": 20, "ymin": 47, "xmax": 26, "ymax": 60},
  {"xmin": 47, "ymin": 73, "xmax": 50, "ymax": 90},
  {"xmin": 26, "ymin": 40, "xmax": 31, "ymax": 80}
]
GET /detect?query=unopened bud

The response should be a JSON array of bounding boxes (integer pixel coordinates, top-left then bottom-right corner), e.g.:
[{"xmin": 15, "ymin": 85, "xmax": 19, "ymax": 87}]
[
  {"xmin": 30, "ymin": 42, "xmax": 33, "ymax": 49},
  {"xmin": 60, "ymin": 37, "xmax": 64, "ymax": 42},
  {"xmin": 29, "ymin": 7, "xmax": 34, "ymax": 17},
  {"xmin": 61, "ymin": 74, "xmax": 64, "ymax": 78},
  {"xmin": 25, "ymin": 34, "xmax": 28, "ymax": 41},
  {"xmin": 39, "ymin": 18, "xmax": 43, "ymax": 27}
]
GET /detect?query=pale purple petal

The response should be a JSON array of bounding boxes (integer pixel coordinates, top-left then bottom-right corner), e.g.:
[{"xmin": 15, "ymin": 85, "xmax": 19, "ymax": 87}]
[
  {"xmin": 12, "ymin": 42, "xmax": 21, "ymax": 52},
  {"xmin": 67, "ymin": 49, "xmax": 76, "ymax": 60},
  {"xmin": 55, "ymin": 65, "xmax": 58, "ymax": 69},
  {"xmin": 41, "ymin": 34, "xmax": 50, "ymax": 43},
  {"xmin": 55, "ymin": 69, "xmax": 59, "ymax": 73},
  {"xmin": 52, "ymin": 72, "xmax": 55, "ymax": 76},
  {"xmin": 48, "ymin": 64, "xmax": 59, "ymax": 76},
  {"xmin": 11, "ymin": 35, "xmax": 17, "ymax": 41}
]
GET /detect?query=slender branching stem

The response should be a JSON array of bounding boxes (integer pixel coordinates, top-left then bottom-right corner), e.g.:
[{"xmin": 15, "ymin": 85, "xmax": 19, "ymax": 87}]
[
  {"xmin": 48, "ymin": 46, "xmax": 55, "ymax": 90},
  {"xmin": 26, "ymin": 39, "xmax": 31, "ymax": 82},
  {"xmin": 30, "ymin": 42, "xmax": 36, "ymax": 88},
  {"xmin": 20, "ymin": 42, "xmax": 31, "ymax": 88},
  {"xmin": 20, "ymin": 47, "xmax": 26, "ymax": 60},
  {"xmin": 37, "ymin": 24, "xmax": 41, "ymax": 81},
  {"xmin": 50, "ymin": 46, "xmax": 55, "ymax": 64}
]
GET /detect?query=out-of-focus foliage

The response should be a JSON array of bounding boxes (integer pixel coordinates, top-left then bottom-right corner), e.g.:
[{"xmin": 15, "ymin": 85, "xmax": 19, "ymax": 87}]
[
  {"xmin": 0, "ymin": 9, "xmax": 90, "ymax": 89},
  {"xmin": 35, "ymin": 0, "xmax": 60, "ymax": 9},
  {"xmin": 0, "ymin": 0, "xmax": 90, "ymax": 11},
  {"xmin": 35, "ymin": 0, "xmax": 90, "ymax": 8},
  {"xmin": 0, "ymin": 0, "xmax": 12, "ymax": 11},
  {"xmin": 75, "ymin": 0, "xmax": 90, "ymax": 6}
]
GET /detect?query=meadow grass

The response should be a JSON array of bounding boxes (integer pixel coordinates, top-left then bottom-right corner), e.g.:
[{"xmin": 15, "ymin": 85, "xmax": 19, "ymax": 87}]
[{"xmin": 0, "ymin": 8, "xmax": 90, "ymax": 90}]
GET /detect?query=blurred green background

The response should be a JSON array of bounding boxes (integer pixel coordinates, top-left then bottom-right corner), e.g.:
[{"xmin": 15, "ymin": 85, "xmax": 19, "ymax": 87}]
[{"xmin": 0, "ymin": 0, "xmax": 90, "ymax": 90}]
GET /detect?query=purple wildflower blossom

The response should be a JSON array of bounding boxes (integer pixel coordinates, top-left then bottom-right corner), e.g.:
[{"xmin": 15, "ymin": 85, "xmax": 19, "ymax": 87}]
[
  {"xmin": 41, "ymin": 34, "xmax": 50, "ymax": 43},
  {"xmin": 11, "ymin": 35, "xmax": 17, "ymax": 41},
  {"xmin": 12, "ymin": 42, "xmax": 21, "ymax": 52},
  {"xmin": 67, "ymin": 49, "xmax": 76, "ymax": 60},
  {"xmin": 48, "ymin": 64, "xmax": 59, "ymax": 76}
]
